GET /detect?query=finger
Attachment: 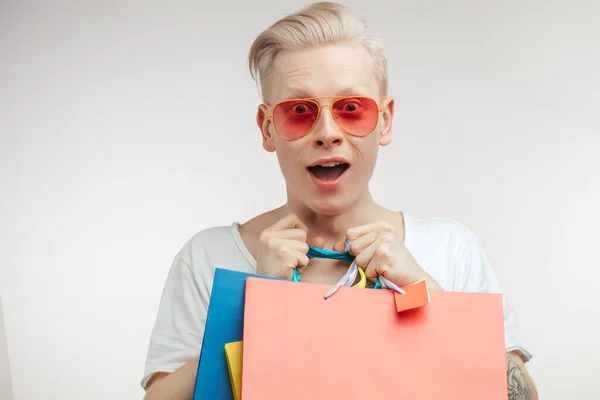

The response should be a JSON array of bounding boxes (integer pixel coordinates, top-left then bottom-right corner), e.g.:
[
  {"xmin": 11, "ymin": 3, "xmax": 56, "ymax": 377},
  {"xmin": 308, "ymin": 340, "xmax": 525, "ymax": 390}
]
[
  {"xmin": 332, "ymin": 240, "xmax": 346, "ymax": 252},
  {"xmin": 364, "ymin": 259, "xmax": 378, "ymax": 282},
  {"xmin": 346, "ymin": 231, "xmax": 379, "ymax": 256},
  {"xmin": 291, "ymin": 249, "xmax": 311, "ymax": 271},
  {"xmin": 267, "ymin": 213, "xmax": 308, "ymax": 233},
  {"xmin": 364, "ymin": 236, "xmax": 395, "ymax": 281},
  {"xmin": 354, "ymin": 239, "xmax": 379, "ymax": 270},
  {"xmin": 345, "ymin": 221, "xmax": 393, "ymax": 241},
  {"xmin": 269, "ymin": 228, "xmax": 308, "ymax": 241},
  {"xmin": 308, "ymin": 236, "xmax": 325, "ymax": 248},
  {"xmin": 269, "ymin": 238, "xmax": 310, "ymax": 255},
  {"xmin": 364, "ymin": 259, "xmax": 390, "ymax": 282},
  {"xmin": 280, "ymin": 248, "xmax": 310, "ymax": 278}
]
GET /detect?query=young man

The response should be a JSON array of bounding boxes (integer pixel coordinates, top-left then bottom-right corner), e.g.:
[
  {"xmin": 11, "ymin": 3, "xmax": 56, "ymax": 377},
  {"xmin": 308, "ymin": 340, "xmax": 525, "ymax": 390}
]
[{"xmin": 142, "ymin": 2, "xmax": 537, "ymax": 399}]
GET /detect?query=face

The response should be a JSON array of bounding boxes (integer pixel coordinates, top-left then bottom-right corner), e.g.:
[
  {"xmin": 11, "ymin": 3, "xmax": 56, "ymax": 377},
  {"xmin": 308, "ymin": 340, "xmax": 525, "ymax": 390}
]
[{"xmin": 256, "ymin": 44, "xmax": 394, "ymax": 215}]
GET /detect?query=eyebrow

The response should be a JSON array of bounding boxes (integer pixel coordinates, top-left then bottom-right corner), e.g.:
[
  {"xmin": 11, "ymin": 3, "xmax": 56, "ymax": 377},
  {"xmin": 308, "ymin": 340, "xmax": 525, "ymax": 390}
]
[{"xmin": 282, "ymin": 87, "xmax": 366, "ymax": 99}]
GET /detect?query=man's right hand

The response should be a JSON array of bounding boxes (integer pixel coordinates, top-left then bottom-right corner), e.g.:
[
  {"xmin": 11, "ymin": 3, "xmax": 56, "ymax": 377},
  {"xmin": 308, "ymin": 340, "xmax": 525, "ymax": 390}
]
[{"xmin": 255, "ymin": 213, "xmax": 310, "ymax": 279}]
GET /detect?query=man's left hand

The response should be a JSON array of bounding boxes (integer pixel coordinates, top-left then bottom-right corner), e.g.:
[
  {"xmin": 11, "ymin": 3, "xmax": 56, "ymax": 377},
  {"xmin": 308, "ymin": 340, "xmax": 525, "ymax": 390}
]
[{"xmin": 333, "ymin": 221, "xmax": 442, "ymax": 290}]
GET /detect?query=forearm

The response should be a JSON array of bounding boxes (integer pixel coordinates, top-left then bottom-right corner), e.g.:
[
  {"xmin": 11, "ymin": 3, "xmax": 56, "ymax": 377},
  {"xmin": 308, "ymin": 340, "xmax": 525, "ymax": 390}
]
[
  {"xmin": 143, "ymin": 357, "xmax": 199, "ymax": 400},
  {"xmin": 424, "ymin": 274, "xmax": 443, "ymax": 291},
  {"xmin": 506, "ymin": 352, "xmax": 538, "ymax": 400}
]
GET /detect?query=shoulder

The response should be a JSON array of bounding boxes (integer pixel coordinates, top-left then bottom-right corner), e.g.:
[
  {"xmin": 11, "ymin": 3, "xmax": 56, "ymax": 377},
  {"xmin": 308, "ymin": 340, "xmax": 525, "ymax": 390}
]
[
  {"xmin": 402, "ymin": 215, "xmax": 533, "ymax": 360},
  {"xmin": 173, "ymin": 223, "xmax": 255, "ymax": 274},
  {"xmin": 188, "ymin": 224, "xmax": 241, "ymax": 249},
  {"xmin": 403, "ymin": 213, "xmax": 482, "ymax": 290},
  {"xmin": 404, "ymin": 213, "xmax": 477, "ymax": 253},
  {"xmin": 175, "ymin": 225, "xmax": 232, "ymax": 257}
]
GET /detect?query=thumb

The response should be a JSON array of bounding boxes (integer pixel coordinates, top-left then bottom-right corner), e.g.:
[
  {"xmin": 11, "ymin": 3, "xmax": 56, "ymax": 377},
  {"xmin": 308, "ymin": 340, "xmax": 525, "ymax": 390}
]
[
  {"xmin": 332, "ymin": 240, "xmax": 347, "ymax": 253},
  {"xmin": 307, "ymin": 236, "xmax": 325, "ymax": 248}
]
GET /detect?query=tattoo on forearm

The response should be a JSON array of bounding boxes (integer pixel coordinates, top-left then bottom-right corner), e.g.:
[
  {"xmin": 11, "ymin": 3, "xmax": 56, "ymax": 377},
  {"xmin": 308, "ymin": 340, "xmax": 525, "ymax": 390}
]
[{"xmin": 506, "ymin": 354, "xmax": 532, "ymax": 400}]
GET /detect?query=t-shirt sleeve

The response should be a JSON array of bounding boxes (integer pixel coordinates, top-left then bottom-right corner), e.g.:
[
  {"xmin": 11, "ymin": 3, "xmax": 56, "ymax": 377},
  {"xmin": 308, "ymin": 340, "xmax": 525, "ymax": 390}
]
[
  {"xmin": 455, "ymin": 230, "xmax": 533, "ymax": 362},
  {"xmin": 140, "ymin": 254, "xmax": 209, "ymax": 389}
]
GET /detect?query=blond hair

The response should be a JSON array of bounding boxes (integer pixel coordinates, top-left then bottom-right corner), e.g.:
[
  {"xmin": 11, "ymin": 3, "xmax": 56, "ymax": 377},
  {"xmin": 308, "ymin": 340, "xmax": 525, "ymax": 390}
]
[{"xmin": 248, "ymin": 1, "xmax": 388, "ymax": 101}]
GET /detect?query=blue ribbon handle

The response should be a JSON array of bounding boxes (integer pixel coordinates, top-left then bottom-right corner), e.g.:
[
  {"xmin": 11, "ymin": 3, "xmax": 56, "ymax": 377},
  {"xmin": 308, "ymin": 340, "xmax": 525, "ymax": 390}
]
[
  {"xmin": 292, "ymin": 268, "xmax": 301, "ymax": 282},
  {"xmin": 307, "ymin": 245, "xmax": 355, "ymax": 264},
  {"xmin": 292, "ymin": 241, "xmax": 405, "ymax": 297},
  {"xmin": 292, "ymin": 245, "xmax": 353, "ymax": 282},
  {"xmin": 374, "ymin": 275, "xmax": 405, "ymax": 294}
]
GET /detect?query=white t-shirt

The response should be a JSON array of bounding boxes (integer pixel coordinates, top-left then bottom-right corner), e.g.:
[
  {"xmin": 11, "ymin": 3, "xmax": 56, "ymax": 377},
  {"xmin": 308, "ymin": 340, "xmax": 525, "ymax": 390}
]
[{"xmin": 141, "ymin": 213, "xmax": 532, "ymax": 389}]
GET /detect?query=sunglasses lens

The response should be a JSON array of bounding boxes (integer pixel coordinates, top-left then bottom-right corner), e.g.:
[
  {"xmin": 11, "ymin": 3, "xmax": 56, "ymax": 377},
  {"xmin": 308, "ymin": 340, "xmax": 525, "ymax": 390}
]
[
  {"xmin": 273, "ymin": 100, "xmax": 319, "ymax": 140},
  {"xmin": 272, "ymin": 97, "xmax": 380, "ymax": 139},
  {"xmin": 332, "ymin": 97, "xmax": 379, "ymax": 136}
]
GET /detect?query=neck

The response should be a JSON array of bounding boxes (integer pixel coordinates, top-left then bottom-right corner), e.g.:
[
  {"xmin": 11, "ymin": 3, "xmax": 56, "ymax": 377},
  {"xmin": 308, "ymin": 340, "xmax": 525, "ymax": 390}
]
[{"xmin": 281, "ymin": 192, "xmax": 388, "ymax": 248}]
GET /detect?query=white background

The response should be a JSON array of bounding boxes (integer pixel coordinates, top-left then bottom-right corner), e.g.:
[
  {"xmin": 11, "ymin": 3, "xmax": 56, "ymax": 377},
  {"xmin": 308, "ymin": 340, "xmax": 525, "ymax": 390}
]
[
  {"xmin": 0, "ymin": 295, "xmax": 14, "ymax": 399},
  {"xmin": 1, "ymin": 0, "xmax": 599, "ymax": 399}
]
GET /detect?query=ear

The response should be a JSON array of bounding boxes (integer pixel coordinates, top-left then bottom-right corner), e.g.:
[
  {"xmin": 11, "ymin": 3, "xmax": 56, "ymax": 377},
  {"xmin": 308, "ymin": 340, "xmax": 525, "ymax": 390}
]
[
  {"xmin": 379, "ymin": 96, "xmax": 394, "ymax": 146},
  {"xmin": 257, "ymin": 104, "xmax": 276, "ymax": 153}
]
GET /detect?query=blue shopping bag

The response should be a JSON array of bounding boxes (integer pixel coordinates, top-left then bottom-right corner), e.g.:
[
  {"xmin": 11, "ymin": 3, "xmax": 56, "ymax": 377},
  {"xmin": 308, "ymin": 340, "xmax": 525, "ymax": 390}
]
[{"xmin": 192, "ymin": 268, "xmax": 280, "ymax": 400}]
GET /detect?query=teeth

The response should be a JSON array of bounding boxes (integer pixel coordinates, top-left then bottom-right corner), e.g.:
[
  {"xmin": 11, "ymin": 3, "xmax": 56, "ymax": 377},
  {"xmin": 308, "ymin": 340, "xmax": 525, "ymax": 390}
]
[{"xmin": 319, "ymin": 162, "xmax": 344, "ymax": 167}]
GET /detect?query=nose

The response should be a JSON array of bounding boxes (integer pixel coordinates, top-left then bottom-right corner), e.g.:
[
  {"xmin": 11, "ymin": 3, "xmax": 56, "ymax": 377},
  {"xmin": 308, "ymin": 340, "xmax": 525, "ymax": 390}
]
[{"xmin": 311, "ymin": 106, "xmax": 344, "ymax": 148}]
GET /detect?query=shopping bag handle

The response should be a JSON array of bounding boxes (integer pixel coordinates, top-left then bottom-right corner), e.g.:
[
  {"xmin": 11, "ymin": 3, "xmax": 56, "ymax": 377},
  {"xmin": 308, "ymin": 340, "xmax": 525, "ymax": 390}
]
[
  {"xmin": 292, "ymin": 246, "xmax": 363, "ymax": 285},
  {"xmin": 291, "ymin": 241, "xmax": 406, "ymax": 299}
]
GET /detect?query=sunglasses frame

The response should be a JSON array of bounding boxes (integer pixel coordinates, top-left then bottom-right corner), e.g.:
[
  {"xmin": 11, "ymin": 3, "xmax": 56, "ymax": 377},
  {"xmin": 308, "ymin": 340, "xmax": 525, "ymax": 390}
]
[{"xmin": 266, "ymin": 95, "xmax": 383, "ymax": 141}]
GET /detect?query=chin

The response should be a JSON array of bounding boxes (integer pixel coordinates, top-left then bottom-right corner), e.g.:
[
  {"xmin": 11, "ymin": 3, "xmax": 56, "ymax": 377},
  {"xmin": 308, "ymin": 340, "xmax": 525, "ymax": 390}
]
[
  {"xmin": 304, "ymin": 196, "xmax": 353, "ymax": 216},
  {"xmin": 286, "ymin": 176, "xmax": 363, "ymax": 216}
]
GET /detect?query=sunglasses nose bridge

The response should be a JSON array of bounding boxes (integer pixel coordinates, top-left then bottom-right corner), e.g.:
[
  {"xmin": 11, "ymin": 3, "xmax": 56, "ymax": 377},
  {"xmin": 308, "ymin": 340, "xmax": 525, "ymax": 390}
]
[
  {"xmin": 311, "ymin": 104, "xmax": 346, "ymax": 142},
  {"xmin": 315, "ymin": 103, "xmax": 338, "ymax": 126},
  {"xmin": 319, "ymin": 103, "xmax": 330, "ymax": 115}
]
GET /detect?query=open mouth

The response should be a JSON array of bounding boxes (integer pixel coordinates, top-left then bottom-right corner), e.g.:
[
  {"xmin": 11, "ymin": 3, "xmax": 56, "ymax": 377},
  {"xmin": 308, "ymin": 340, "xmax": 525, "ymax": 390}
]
[{"xmin": 307, "ymin": 162, "xmax": 350, "ymax": 181}]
